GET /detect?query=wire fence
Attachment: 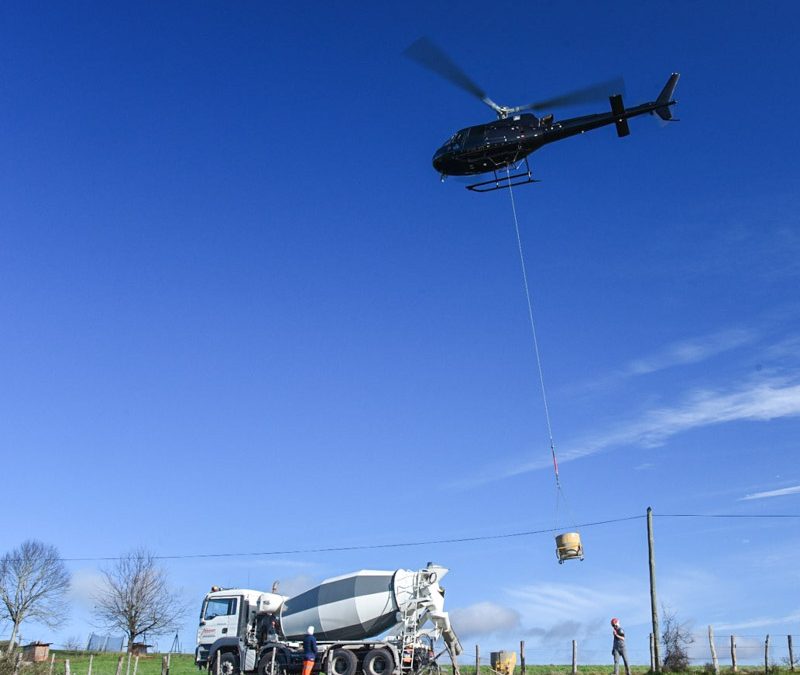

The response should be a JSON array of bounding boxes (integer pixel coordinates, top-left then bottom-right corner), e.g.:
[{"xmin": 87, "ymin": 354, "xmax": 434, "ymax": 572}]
[{"xmin": 462, "ymin": 632, "xmax": 799, "ymax": 670}]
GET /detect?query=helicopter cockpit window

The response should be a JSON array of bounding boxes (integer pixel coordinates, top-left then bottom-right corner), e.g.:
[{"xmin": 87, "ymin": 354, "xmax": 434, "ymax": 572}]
[{"xmin": 450, "ymin": 132, "xmax": 465, "ymax": 149}]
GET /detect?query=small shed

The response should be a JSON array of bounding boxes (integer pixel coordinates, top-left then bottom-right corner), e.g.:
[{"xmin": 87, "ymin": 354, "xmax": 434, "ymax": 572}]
[
  {"xmin": 129, "ymin": 643, "xmax": 151, "ymax": 656},
  {"xmin": 22, "ymin": 642, "xmax": 51, "ymax": 663}
]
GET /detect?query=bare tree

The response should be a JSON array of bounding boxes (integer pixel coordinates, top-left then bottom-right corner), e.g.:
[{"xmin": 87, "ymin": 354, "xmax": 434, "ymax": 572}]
[
  {"xmin": 93, "ymin": 549, "xmax": 187, "ymax": 651},
  {"xmin": 0, "ymin": 540, "xmax": 70, "ymax": 654},
  {"xmin": 661, "ymin": 605, "xmax": 694, "ymax": 672}
]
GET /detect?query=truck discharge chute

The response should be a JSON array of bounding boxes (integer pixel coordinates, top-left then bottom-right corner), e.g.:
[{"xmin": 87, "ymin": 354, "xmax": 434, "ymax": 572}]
[{"xmin": 196, "ymin": 564, "xmax": 462, "ymax": 675}]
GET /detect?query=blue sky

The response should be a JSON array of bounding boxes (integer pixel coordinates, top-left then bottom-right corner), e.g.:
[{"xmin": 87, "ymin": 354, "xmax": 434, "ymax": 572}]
[{"xmin": 2, "ymin": 0, "xmax": 800, "ymax": 666}]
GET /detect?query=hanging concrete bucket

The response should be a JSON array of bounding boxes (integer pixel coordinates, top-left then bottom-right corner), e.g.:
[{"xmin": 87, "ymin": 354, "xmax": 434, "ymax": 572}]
[
  {"xmin": 555, "ymin": 532, "xmax": 584, "ymax": 563},
  {"xmin": 490, "ymin": 651, "xmax": 517, "ymax": 675}
]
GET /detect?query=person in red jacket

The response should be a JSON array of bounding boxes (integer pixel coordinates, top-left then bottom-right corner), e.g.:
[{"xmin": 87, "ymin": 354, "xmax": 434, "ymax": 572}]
[{"xmin": 611, "ymin": 618, "xmax": 630, "ymax": 675}]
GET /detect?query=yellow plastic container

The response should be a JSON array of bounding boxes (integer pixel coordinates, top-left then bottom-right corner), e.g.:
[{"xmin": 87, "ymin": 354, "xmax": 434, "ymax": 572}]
[
  {"xmin": 555, "ymin": 532, "xmax": 584, "ymax": 563},
  {"xmin": 490, "ymin": 651, "xmax": 517, "ymax": 675}
]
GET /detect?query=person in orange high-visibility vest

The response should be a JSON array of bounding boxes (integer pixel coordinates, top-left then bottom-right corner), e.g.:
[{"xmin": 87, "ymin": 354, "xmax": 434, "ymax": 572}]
[{"xmin": 302, "ymin": 626, "xmax": 317, "ymax": 675}]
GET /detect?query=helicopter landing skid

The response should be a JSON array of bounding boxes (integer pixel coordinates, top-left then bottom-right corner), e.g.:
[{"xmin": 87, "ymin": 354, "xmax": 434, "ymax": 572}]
[{"xmin": 466, "ymin": 160, "xmax": 539, "ymax": 193}]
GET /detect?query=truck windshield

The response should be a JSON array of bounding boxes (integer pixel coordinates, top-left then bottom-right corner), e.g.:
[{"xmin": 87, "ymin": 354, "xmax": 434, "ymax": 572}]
[{"xmin": 204, "ymin": 597, "xmax": 237, "ymax": 620}]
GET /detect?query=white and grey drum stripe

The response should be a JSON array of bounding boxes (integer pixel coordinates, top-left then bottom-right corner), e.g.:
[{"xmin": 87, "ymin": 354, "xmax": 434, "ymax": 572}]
[{"xmin": 280, "ymin": 571, "xmax": 399, "ymax": 641}]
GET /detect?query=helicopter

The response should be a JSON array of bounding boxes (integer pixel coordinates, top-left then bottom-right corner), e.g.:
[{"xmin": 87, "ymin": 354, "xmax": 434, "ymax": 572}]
[{"xmin": 405, "ymin": 38, "xmax": 680, "ymax": 192}]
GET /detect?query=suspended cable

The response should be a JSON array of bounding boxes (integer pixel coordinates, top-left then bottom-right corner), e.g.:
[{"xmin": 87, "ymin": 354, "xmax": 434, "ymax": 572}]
[
  {"xmin": 505, "ymin": 167, "xmax": 577, "ymax": 543},
  {"xmin": 505, "ymin": 169, "xmax": 557, "ymax": 477}
]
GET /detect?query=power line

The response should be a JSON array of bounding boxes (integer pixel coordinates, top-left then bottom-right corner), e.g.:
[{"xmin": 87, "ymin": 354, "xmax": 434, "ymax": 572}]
[
  {"xmin": 42, "ymin": 512, "xmax": 800, "ymax": 562},
  {"xmin": 55, "ymin": 515, "xmax": 645, "ymax": 562}
]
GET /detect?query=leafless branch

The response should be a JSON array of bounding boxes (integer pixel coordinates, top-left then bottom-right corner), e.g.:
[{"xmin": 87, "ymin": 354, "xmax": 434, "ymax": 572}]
[{"xmin": 92, "ymin": 549, "xmax": 188, "ymax": 651}]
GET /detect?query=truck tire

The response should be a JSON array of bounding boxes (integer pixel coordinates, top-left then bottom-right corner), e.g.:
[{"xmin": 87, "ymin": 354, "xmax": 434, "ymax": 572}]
[
  {"xmin": 212, "ymin": 653, "xmax": 240, "ymax": 675},
  {"xmin": 330, "ymin": 649, "xmax": 357, "ymax": 675},
  {"xmin": 258, "ymin": 650, "xmax": 287, "ymax": 675},
  {"xmin": 363, "ymin": 649, "xmax": 394, "ymax": 675}
]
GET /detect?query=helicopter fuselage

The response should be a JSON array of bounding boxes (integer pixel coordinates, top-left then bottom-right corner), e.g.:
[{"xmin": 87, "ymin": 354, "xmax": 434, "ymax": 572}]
[{"xmin": 432, "ymin": 97, "xmax": 669, "ymax": 177}]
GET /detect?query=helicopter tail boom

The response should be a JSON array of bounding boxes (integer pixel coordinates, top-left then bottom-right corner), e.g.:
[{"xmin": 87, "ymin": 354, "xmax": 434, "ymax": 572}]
[{"xmin": 654, "ymin": 73, "xmax": 680, "ymax": 121}]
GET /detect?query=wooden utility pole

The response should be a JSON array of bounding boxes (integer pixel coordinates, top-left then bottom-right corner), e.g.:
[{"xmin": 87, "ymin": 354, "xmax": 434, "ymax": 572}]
[
  {"xmin": 789, "ymin": 635, "xmax": 795, "ymax": 672},
  {"xmin": 475, "ymin": 645, "xmax": 480, "ymax": 675},
  {"xmin": 709, "ymin": 626, "xmax": 719, "ymax": 675},
  {"xmin": 731, "ymin": 635, "xmax": 737, "ymax": 673},
  {"xmin": 520, "ymin": 641, "xmax": 526, "ymax": 675},
  {"xmin": 647, "ymin": 507, "xmax": 661, "ymax": 672}
]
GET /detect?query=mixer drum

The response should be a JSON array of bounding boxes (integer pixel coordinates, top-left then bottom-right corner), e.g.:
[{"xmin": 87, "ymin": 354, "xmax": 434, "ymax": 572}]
[{"xmin": 280, "ymin": 570, "xmax": 402, "ymax": 641}]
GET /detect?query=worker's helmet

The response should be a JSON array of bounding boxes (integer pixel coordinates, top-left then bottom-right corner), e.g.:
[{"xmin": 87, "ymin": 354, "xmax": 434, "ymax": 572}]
[
  {"xmin": 611, "ymin": 618, "xmax": 619, "ymax": 626},
  {"xmin": 307, "ymin": 626, "xmax": 315, "ymax": 635}
]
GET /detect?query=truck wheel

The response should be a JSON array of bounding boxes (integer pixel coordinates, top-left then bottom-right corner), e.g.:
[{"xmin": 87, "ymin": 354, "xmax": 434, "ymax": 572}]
[
  {"xmin": 212, "ymin": 653, "xmax": 239, "ymax": 675},
  {"xmin": 330, "ymin": 649, "xmax": 357, "ymax": 675},
  {"xmin": 258, "ymin": 650, "xmax": 287, "ymax": 675},
  {"xmin": 363, "ymin": 649, "xmax": 394, "ymax": 675}
]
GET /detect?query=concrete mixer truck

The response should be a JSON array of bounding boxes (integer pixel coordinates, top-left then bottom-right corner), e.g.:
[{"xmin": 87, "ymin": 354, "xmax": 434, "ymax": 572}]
[{"xmin": 195, "ymin": 563, "xmax": 462, "ymax": 675}]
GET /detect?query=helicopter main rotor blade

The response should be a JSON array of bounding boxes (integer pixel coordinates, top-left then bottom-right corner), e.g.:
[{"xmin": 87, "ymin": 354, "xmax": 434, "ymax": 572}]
[
  {"xmin": 404, "ymin": 37, "xmax": 504, "ymax": 116},
  {"xmin": 507, "ymin": 76, "xmax": 626, "ymax": 114}
]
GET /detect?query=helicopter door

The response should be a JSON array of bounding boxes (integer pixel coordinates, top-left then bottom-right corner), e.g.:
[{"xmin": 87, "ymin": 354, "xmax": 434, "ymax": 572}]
[{"xmin": 464, "ymin": 126, "xmax": 486, "ymax": 150}]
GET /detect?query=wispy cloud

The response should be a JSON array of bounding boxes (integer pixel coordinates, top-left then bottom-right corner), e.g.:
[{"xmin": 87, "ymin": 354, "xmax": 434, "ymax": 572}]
[
  {"xmin": 456, "ymin": 376, "xmax": 800, "ymax": 488},
  {"xmin": 717, "ymin": 611, "xmax": 800, "ymax": 631},
  {"xmin": 623, "ymin": 328, "xmax": 757, "ymax": 377},
  {"xmin": 505, "ymin": 582, "xmax": 649, "ymax": 646},
  {"xmin": 506, "ymin": 582, "xmax": 648, "ymax": 626},
  {"xmin": 740, "ymin": 484, "xmax": 800, "ymax": 501}
]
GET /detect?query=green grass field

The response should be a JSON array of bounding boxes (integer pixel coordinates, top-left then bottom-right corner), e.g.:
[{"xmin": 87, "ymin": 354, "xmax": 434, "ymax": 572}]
[{"xmin": 33, "ymin": 653, "xmax": 775, "ymax": 675}]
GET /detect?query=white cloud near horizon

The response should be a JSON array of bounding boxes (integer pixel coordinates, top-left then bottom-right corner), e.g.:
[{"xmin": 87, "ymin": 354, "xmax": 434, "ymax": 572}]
[
  {"xmin": 455, "ymin": 375, "xmax": 800, "ymax": 488},
  {"xmin": 449, "ymin": 602, "xmax": 521, "ymax": 638},
  {"xmin": 740, "ymin": 484, "xmax": 800, "ymax": 501}
]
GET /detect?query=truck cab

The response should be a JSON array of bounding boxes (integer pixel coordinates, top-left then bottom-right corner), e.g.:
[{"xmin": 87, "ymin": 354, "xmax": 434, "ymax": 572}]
[{"xmin": 196, "ymin": 588, "xmax": 267, "ymax": 670}]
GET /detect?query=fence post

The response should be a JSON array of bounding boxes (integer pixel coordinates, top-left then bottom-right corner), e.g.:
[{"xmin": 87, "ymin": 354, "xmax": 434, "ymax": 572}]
[
  {"xmin": 572, "ymin": 640, "xmax": 577, "ymax": 675},
  {"xmin": 65, "ymin": 659, "xmax": 71, "ymax": 675},
  {"xmin": 49, "ymin": 653, "xmax": 56, "ymax": 675},
  {"xmin": 789, "ymin": 635, "xmax": 795, "ymax": 672},
  {"xmin": 126, "ymin": 652, "xmax": 132, "ymax": 675},
  {"xmin": 520, "ymin": 641, "xmax": 526, "ymax": 675},
  {"xmin": 162, "ymin": 655, "xmax": 169, "ymax": 675},
  {"xmin": 731, "ymin": 635, "xmax": 737, "ymax": 673},
  {"xmin": 13, "ymin": 653, "xmax": 22, "ymax": 675},
  {"xmin": 88, "ymin": 654, "xmax": 94, "ymax": 675},
  {"xmin": 133, "ymin": 656, "xmax": 139, "ymax": 675},
  {"xmin": 765, "ymin": 635, "xmax": 770, "ymax": 675},
  {"xmin": 475, "ymin": 645, "xmax": 480, "ymax": 675},
  {"xmin": 115, "ymin": 655, "xmax": 124, "ymax": 675},
  {"xmin": 709, "ymin": 626, "xmax": 719, "ymax": 675}
]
